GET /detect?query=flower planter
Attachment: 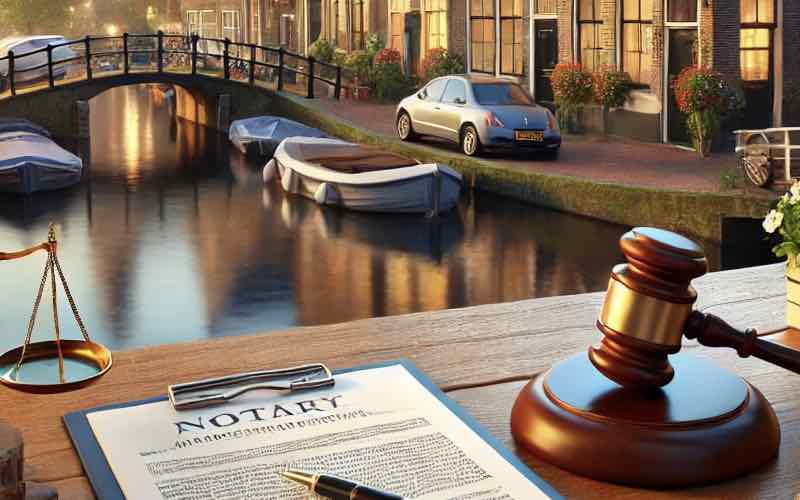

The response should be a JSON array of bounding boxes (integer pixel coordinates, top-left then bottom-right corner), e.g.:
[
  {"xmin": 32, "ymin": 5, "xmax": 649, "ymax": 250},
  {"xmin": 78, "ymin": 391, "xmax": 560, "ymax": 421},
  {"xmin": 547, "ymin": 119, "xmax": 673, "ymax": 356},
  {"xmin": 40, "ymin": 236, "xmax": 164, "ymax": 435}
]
[
  {"xmin": 787, "ymin": 260, "xmax": 800, "ymax": 330},
  {"xmin": 353, "ymin": 86, "xmax": 371, "ymax": 101}
]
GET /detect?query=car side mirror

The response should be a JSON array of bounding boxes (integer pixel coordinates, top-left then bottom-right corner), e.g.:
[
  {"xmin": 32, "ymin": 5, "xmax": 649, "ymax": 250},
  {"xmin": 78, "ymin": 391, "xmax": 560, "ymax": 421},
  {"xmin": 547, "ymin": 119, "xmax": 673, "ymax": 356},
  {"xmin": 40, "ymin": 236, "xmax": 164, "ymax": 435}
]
[
  {"xmin": 454, "ymin": 97, "xmax": 466, "ymax": 105},
  {"xmin": 417, "ymin": 92, "xmax": 424, "ymax": 99}
]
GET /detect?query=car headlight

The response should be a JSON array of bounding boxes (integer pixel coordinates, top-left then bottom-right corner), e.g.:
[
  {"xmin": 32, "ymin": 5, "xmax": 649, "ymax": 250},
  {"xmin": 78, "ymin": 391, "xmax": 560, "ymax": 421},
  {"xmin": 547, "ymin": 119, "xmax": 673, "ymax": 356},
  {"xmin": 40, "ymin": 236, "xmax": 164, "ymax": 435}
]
[
  {"xmin": 484, "ymin": 112, "xmax": 505, "ymax": 128},
  {"xmin": 546, "ymin": 110, "xmax": 558, "ymax": 131}
]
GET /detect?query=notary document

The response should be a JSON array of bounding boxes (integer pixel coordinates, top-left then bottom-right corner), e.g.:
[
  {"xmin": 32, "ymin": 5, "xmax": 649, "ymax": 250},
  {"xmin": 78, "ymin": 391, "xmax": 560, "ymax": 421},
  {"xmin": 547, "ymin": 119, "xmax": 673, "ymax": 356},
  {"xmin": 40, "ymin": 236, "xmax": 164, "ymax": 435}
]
[{"xmin": 86, "ymin": 363, "xmax": 555, "ymax": 499}]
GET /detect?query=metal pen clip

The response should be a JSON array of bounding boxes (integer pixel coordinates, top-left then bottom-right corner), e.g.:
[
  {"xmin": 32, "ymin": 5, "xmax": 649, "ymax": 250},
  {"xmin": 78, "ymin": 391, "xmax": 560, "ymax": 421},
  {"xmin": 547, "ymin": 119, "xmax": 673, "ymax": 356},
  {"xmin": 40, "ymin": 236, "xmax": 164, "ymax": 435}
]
[{"xmin": 168, "ymin": 363, "xmax": 335, "ymax": 410}]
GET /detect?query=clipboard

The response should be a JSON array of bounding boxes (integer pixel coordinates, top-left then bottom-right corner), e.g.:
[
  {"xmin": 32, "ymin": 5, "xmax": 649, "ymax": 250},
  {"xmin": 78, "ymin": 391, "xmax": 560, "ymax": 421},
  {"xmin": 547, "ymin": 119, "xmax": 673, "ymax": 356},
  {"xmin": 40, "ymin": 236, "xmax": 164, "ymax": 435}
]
[{"xmin": 64, "ymin": 359, "xmax": 562, "ymax": 500}]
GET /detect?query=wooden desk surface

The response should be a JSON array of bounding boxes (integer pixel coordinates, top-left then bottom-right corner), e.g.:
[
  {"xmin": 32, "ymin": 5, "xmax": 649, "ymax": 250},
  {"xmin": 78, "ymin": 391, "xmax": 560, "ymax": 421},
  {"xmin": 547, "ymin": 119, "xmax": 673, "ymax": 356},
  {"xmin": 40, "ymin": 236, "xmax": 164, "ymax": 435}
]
[{"xmin": 2, "ymin": 263, "xmax": 795, "ymax": 499}]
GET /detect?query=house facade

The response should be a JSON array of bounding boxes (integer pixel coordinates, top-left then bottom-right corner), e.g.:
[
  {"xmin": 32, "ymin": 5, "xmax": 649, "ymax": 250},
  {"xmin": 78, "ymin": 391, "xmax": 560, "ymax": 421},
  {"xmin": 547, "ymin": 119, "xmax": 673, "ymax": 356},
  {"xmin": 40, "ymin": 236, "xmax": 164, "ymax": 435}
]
[{"xmin": 455, "ymin": 0, "xmax": 800, "ymax": 144}]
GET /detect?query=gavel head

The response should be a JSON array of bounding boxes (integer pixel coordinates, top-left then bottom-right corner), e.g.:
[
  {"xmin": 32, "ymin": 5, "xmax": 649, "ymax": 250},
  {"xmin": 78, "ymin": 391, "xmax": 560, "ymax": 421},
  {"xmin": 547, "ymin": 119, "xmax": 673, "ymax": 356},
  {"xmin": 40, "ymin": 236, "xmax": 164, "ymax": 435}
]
[{"xmin": 588, "ymin": 227, "xmax": 707, "ymax": 389}]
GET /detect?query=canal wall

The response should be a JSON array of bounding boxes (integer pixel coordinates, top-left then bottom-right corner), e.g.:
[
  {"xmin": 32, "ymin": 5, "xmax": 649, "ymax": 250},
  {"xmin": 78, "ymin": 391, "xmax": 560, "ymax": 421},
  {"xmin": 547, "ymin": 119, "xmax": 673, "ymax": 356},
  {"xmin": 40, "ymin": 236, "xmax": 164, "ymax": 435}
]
[
  {"xmin": 0, "ymin": 76, "xmax": 771, "ymax": 243},
  {"xmin": 266, "ymin": 94, "xmax": 772, "ymax": 244}
]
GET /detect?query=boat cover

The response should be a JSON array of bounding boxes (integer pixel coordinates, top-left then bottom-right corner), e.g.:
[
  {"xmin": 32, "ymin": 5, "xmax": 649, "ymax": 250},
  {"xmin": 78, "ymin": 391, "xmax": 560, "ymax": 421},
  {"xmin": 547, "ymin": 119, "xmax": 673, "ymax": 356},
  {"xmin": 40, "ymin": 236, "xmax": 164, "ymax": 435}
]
[
  {"xmin": 228, "ymin": 116, "xmax": 326, "ymax": 157},
  {"xmin": 0, "ymin": 130, "xmax": 82, "ymax": 193}
]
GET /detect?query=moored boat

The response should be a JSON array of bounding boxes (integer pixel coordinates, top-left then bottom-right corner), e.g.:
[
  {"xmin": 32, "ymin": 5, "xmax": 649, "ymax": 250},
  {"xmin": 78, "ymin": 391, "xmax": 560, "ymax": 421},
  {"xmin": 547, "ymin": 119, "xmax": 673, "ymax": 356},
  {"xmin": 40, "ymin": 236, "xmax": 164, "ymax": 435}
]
[
  {"xmin": 228, "ymin": 116, "xmax": 327, "ymax": 158},
  {"xmin": 265, "ymin": 137, "xmax": 462, "ymax": 214},
  {"xmin": 0, "ymin": 120, "xmax": 82, "ymax": 194}
]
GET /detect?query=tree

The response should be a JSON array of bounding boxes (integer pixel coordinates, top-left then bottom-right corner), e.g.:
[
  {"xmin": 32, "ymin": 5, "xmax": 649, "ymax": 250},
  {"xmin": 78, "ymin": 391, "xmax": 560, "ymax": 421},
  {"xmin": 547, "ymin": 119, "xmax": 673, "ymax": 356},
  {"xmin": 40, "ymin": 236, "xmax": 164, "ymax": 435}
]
[{"xmin": 0, "ymin": 0, "xmax": 71, "ymax": 36}]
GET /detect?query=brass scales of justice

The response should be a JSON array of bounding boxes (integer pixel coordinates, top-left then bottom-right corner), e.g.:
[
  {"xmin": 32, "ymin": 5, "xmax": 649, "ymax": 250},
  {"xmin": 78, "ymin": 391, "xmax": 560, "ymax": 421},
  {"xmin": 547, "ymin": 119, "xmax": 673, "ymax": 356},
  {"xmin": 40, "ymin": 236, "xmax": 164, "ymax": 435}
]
[{"xmin": 0, "ymin": 223, "xmax": 111, "ymax": 392}]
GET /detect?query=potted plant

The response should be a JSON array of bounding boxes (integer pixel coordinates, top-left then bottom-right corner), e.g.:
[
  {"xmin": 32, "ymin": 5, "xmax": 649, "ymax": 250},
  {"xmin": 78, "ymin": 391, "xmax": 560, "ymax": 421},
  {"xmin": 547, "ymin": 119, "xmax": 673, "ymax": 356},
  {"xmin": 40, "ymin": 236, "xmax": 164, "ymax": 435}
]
[
  {"xmin": 763, "ymin": 181, "xmax": 800, "ymax": 328},
  {"xmin": 550, "ymin": 63, "xmax": 594, "ymax": 133},
  {"xmin": 371, "ymin": 48, "xmax": 413, "ymax": 102},
  {"xmin": 345, "ymin": 50, "xmax": 373, "ymax": 101},
  {"xmin": 420, "ymin": 48, "xmax": 465, "ymax": 85},
  {"xmin": 671, "ymin": 66, "xmax": 735, "ymax": 157},
  {"xmin": 593, "ymin": 66, "xmax": 631, "ymax": 135}
]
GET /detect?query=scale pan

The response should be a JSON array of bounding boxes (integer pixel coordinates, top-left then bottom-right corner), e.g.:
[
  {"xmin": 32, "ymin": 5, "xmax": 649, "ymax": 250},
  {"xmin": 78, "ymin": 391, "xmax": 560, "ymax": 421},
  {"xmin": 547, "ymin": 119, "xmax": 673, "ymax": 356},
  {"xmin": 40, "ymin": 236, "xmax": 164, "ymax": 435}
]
[{"xmin": 0, "ymin": 340, "xmax": 112, "ymax": 393}]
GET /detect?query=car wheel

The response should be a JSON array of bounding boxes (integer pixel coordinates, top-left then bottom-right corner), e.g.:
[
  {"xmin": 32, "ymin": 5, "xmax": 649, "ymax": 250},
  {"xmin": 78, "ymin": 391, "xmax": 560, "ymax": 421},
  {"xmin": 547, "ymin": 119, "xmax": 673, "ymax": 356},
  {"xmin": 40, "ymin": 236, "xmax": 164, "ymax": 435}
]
[
  {"xmin": 397, "ymin": 111, "xmax": 416, "ymax": 141},
  {"xmin": 461, "ymin": 125, "xmax": 481, "ymax": 157}
]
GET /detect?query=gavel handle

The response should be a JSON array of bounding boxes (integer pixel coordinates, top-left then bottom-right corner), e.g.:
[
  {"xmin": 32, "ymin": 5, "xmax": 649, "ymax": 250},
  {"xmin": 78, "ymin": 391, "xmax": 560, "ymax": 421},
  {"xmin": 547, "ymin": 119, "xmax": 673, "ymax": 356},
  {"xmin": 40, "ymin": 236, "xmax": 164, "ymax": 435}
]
[{"xmin": 685, "ymin": 311, "xmax": 800, "ymax": 375}]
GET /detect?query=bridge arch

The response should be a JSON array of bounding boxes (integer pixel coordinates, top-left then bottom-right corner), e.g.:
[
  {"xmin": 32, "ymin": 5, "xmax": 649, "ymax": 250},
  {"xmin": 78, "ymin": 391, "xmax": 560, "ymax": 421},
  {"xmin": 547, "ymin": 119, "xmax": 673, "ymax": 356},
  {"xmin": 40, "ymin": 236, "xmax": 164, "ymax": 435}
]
[{"xmin": 0, "ymin": 73, "xmax": 290, "ymax": 138}]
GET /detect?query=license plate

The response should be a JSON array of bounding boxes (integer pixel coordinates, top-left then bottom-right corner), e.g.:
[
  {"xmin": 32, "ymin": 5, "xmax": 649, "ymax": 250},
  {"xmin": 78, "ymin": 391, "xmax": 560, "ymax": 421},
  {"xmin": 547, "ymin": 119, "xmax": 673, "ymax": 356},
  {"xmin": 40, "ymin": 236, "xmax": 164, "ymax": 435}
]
[{"xmin": 515, "ymin": 130, "xmax": 544, "ymax": 142}]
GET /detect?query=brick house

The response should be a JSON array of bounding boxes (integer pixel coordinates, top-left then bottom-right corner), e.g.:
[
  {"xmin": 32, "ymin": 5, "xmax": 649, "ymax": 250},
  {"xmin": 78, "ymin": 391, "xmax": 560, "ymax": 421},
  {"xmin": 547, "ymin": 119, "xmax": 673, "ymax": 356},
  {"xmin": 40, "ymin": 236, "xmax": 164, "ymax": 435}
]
[
  {"xmin": 386, "ymin": 0, "xmax": 469, "ymax": 76},
  {"xmin": 455, "ymin": 0, "xmax": 799, "ymax": 145}
]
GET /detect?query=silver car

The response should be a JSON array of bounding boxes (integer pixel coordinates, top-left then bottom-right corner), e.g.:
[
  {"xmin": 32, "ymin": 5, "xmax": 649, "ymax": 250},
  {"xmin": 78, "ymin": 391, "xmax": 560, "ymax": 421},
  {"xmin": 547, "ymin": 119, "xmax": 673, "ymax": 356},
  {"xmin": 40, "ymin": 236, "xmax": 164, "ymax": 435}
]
[{"xmin": 396, "ymin": 74, "xmax": 561, "ymax": 158}]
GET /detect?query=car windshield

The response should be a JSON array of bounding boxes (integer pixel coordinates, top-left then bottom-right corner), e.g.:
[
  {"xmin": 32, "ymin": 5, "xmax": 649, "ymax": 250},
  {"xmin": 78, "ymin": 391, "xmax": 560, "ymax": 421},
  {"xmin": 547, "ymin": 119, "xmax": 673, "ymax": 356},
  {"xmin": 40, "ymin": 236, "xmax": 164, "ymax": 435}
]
[{"xmin": 472, "ymin": 83, "xmax": 534, "ymax": 106}]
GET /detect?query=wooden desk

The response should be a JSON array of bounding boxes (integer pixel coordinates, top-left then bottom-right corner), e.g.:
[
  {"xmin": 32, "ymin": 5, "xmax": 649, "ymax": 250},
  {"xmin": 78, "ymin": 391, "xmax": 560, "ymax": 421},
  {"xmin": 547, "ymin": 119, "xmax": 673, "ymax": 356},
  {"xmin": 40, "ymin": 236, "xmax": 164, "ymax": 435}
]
[{"xmin": 2, "ymin": 263, "xmax": 796, "ymax": 499}]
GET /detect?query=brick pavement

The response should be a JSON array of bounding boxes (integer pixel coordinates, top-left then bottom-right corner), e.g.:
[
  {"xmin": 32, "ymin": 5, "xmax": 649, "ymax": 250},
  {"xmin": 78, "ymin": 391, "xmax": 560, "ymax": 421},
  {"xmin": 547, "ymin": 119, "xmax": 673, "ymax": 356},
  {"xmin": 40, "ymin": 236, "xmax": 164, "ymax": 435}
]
[{"xmin": 313, "ymin": 97, "xmax": 739, "ymax": 193}]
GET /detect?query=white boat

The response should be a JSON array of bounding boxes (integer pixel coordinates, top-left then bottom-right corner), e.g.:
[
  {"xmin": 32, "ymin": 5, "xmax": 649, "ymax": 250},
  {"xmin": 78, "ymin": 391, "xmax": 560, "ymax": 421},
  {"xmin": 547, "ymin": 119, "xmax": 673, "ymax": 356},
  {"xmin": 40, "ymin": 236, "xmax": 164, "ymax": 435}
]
[
  {"xmin": 265, "ymin": 137, "xmax": 462, "ymax": 214},
  {"xmin": 229, "ymin": 116, "xmax": 327, "ymax": 158},
  {"xmin": 0, "ymin": 120, "xmax": 82, "ymax": 193}
]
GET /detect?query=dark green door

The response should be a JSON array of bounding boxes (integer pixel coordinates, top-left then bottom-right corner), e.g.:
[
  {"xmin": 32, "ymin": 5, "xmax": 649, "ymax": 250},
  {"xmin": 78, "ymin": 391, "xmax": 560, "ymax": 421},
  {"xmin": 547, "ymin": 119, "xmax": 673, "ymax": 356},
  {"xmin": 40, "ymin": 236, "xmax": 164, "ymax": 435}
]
[
  {"xmin": 667, "ymin": 29, "xmax": 697, "ymax": 144},
  {"xmin": 534, "ymin": 19, "xmax": 558, "ymax": 105}
]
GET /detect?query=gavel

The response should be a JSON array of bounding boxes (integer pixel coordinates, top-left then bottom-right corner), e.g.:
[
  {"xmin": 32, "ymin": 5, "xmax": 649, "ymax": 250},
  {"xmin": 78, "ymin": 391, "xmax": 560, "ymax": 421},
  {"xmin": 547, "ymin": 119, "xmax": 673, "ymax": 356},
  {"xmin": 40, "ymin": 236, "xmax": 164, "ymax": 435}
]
[{"xmin": 589, "ymin": 226, "xmax": 800, "ymax": 389}]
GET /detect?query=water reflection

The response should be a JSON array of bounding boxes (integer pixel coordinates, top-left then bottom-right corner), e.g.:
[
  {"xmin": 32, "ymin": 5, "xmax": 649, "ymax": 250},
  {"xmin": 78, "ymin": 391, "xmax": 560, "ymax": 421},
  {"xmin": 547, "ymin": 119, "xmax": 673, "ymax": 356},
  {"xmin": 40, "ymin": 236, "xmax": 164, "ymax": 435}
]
[{"xmin": 0, "ymin": 85, "xmax": 630, "ymax": 352}]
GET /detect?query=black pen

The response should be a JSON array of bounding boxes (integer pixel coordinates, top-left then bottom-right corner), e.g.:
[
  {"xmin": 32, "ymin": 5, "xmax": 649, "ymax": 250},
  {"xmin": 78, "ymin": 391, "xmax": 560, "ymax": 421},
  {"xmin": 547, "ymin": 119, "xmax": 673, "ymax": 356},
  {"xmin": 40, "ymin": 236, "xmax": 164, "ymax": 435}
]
[{"xmin": 281, "ymin": 469, "xmax": 403, "ymax": 500}]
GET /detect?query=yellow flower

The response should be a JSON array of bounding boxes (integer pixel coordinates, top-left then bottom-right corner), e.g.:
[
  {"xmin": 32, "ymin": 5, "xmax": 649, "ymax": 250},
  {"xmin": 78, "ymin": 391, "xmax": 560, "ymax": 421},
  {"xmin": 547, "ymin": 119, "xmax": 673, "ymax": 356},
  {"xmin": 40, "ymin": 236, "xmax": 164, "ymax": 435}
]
[{"xmin": 763, "ymin": 209, "xmax": 784, "ymax": 234}]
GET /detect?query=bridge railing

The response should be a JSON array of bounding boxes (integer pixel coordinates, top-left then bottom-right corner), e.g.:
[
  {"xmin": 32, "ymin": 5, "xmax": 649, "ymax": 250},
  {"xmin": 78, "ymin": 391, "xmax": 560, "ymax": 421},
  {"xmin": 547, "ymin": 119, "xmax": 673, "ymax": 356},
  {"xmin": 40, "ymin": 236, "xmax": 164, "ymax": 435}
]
[{"xmin": 0, "ymin": 32, "xmax": 343, "ymax": 100}]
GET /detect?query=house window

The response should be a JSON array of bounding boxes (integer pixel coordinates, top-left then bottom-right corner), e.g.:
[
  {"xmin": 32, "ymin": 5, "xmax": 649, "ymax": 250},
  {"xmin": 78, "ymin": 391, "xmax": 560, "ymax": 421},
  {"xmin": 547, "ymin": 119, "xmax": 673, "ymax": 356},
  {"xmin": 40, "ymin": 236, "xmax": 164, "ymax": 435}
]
[
  {"xmin": 222, "ymin": 10, "xmax": 241, "ymax": 42},
  {"xmin": 534, "ymin": 0, "xmax": 556, "ymax": 15},
  {"xmin": 353, "ymin": 0, "xmax": 366, "ymax": 49},
  {"xmin": 187, "ymin": 11, "xmax": 200, "ymax": 35},
  {"xmin": 578, "ymin": 0, "xmax": 602, "ymax": 71},
  {"xmin": 425, "ymin": 0, "xmax": 448, "ymax": 50},
  {"xmin": 500, "ymin": 0, "xmax": 523, "ymax": 75},
  {"xmin": 622, "ymin": 0, "xmax": 653, "ymax": 86},
  {"xmin": 740, "ymin": 0, "xmax": 774, "ymax": 82},
  {"xmin": 470, "ymin": 0, "xmax": 495, "ymax": 73},
  {"xmin": 667, "ymin": 0, "xmax": 696, "ymax": 23}
]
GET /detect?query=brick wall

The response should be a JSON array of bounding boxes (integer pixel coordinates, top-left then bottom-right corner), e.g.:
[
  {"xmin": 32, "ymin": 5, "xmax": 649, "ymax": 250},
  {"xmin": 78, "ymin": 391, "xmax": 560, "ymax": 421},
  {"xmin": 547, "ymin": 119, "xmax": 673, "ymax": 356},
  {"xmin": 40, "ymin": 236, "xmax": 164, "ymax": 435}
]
[
  {"xmin": 557, "ymin": 0, "xmax": 572, "ymax": 62},
  {"xmin": 712, "ymin": 0, "xmax": 739, "ymax": 84},
  {"xmin": 598, "ymin": 0, "xmax": 616, "ymax": 66},
  {"xmin": 449, "ymin": 0, "xmax": 467, "ymax": 58},
  {"xmin": 650, "ymin": 0, "xmax": 663, "ymax": 103},
  {"xmin": 783, "ymin": 0, "xmax": 800, "ymax": 124}
]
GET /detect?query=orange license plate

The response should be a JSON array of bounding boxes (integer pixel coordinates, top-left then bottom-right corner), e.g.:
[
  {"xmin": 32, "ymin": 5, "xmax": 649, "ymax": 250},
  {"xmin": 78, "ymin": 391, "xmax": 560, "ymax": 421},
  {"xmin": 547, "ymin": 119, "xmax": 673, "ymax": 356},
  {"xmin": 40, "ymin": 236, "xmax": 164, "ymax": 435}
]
[{"xmin": 515, "ymin": 130, "xmax": 544, "ymax": 142}]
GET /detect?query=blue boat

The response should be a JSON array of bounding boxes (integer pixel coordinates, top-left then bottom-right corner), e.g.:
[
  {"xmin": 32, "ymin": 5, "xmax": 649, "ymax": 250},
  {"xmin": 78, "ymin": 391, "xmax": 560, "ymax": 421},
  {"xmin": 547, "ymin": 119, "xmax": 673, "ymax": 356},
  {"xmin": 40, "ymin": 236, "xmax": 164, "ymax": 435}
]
[{"xmin": 0, "ymin": 119, "xmax": 82, "ymax": 194}]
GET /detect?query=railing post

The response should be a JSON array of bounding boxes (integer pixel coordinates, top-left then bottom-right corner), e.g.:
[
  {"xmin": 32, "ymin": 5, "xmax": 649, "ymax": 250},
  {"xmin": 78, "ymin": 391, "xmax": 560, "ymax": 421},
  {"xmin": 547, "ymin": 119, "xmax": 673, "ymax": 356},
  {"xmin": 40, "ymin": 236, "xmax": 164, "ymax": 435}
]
[
  {"xmin": 47, "ymin": 45, "xmax": 54, "ymax": 88},
  {"xmin": 8, "ymin": 51, "xmax": 15, "ymax": 96},
  {"xmin": 123, "ymin": 33, "xmax": 129, "ymax": 74},
  {"xmin": 223, "ymin": 38, "xmax": 230, "ymax": 80},
  {"xmin": 277, "ymin": 47, "xmax": 284, "ymax": 91},
  {"xmin": 85, "ymin": 36, "xmax": 93, "ymax": 80},
  {"xmin": 335, "ymin": 65, "xmax": 342, "ymax": 100},
  {"xmin": 157, "ymin": 31, "xmax": 164, "ymax": 73},
  {"xmin": 249, "ymin": 45, "xmax": 256, "ymax": 86},
  {"xmin": 306, "ymin": 56, "xmax": 315, "ymax": 99},
  {"xmin": 191, "ymin": 34, "xmax": 198, "ymax": 75}
]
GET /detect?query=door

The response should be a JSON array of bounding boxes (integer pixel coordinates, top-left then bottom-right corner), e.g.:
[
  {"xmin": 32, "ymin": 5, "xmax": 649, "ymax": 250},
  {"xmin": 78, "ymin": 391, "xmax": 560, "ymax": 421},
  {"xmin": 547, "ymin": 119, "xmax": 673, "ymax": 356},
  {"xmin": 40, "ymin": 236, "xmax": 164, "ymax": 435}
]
[
  {"xmin": 413, "ymin": 77, "xmax": 449, "ymax": 135},
  {"xmin": 667, "ymin": 29, "xmax": 697, "ymax": 144},
  {"xmin": 439, "ymin": 79, "xmax": 468, "ymax": 142},
  {"xmin": 534, "ymin": 19, "xmax": 557, "ymax": 105}
]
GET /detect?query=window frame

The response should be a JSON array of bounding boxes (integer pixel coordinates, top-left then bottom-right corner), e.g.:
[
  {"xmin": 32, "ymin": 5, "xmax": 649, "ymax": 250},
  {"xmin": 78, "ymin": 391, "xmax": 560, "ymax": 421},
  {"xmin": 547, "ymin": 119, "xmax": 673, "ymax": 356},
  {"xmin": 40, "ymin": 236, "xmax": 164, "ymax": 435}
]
[
  {"xmin": 739, "ymin": 0, "xmax": 775, "ymax": 83},
  {"xmin": 442, "ymin": 78, "xmax": 468, "ymax": 103},
  {"xmin": 621, "ymin": 0, "xmax": 654, "ymax": 88},
  {"xmin": 425, "ymin": 0, "xmax": 449, "ymax": 51},
  {"xmin": 222, "ymin": 10, "xmax": 241, "ymax": 42},
  {"xmin": 499, "ymin": 0, "xmax": 524, "ymax": 76},
  {"xmin": 469, "ymin": 0, "xmax": 496, "ymax": 74},
  {"xmin": 576, "ymin": 0, "xmax": 603, "ymax": 72}
]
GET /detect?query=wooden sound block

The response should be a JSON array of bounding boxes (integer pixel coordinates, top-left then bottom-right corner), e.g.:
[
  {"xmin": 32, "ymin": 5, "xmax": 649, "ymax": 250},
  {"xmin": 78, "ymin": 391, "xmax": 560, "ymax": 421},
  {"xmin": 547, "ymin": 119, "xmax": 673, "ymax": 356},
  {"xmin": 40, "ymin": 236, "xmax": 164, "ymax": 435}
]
[{"xmin": 511, "ymin": 353, "xmax": 780, "ymax": 488}]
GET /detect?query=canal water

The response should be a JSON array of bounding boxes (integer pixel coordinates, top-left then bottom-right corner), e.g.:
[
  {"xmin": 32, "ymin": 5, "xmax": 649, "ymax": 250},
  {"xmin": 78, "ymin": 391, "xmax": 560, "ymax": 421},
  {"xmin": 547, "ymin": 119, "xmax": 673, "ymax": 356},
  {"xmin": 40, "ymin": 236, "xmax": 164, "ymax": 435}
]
[{"xmin": 0, "ymin": 85, "xmax": 749, "ymax": 352}]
